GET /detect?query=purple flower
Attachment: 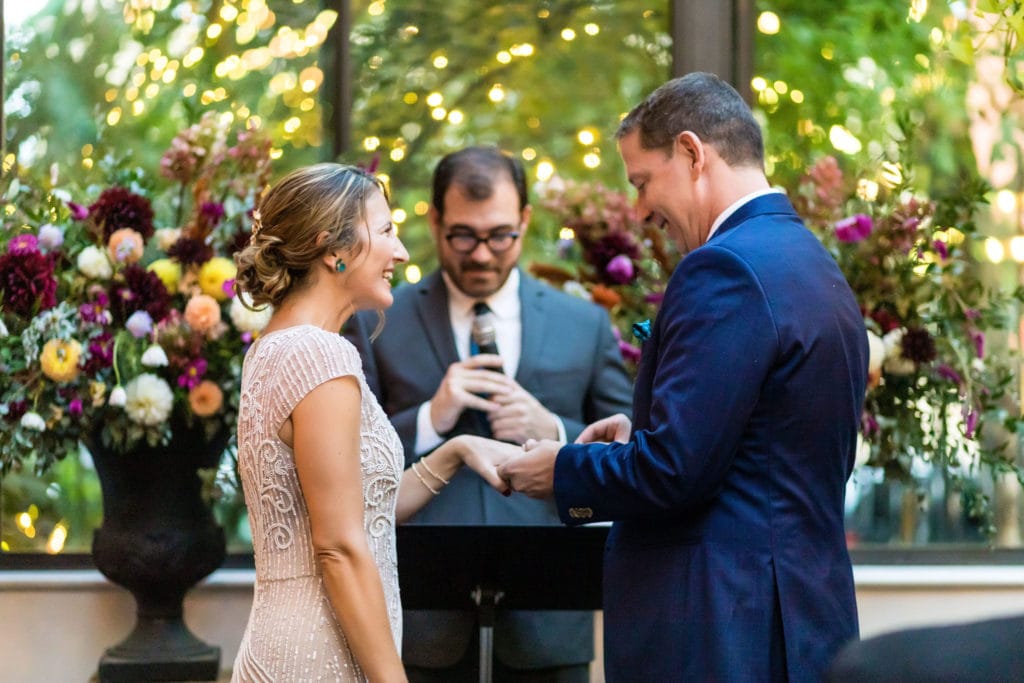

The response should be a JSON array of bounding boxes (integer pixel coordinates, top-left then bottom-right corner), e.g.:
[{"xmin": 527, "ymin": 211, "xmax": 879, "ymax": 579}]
[
  {"xmin": 125, "ymin": 310, "xmax": 154, "ymax": 338},
  {"xmin": 605, "ymin": 254, "xmax": 635, "ymax": 284},
  {"xmin": 200, "ymin": 201, "xmax": 225, "ymax": 225},
  {"xmin": 67, "ymin": 201, "xmax": 89, "ymax": 221},
  {"xmin": 834, "ymin": 213, "xmax": 873, "ymax": 242},
  {"xmin": 963, "ymin": 406, "xmax": 979, "ymax": 439},
  {"xmin": 79, "ymin": 292, "xmax": 111, "ymax": 324},
  {"xmin": 969, "ymin": 329, "xmax": 985, "ymax": 359},
  {"xmin": 935, "ymin": 363, "xmax": 963, "ymax": 386},
  {"xmin": 618, "ymin": 339, "xmax": 642, "ymax": 363},
  {"xmin": 222, "ymin": 278, "xmax": 236, "ymax": 298},
  {"xmin": 8, "ymin": 234, "xmax": 40, "ymax": 255},
  {"xmin": 68, "ymin": 399, "xmax": 83, "ymax": 418},
  {"xmin": 178, "ymin": 357, "xmax": 209, "ymax": 390},
  {"xmin": 964, "ymin": 308, "xmax": 981, "ymax": 320},
  {"xmin": 933, "ymin": 240, "xmax": 949, "ymax": 261},
  {"xmin": 861, "ymin": 413, "xmax": 879, "ymax": 437},
  {"xmin": 644, "ymin": 291, "xmax": 665, "ymax": 305}
]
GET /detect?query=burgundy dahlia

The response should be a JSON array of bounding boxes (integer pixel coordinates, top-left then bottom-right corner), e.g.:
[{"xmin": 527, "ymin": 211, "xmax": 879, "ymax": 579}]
[
  {"xmin": 110, "ymin": 265, "xmax": 172, "ymax": 325},
  {"xmin": 167, "ymin": 236, "xmax": 214, "ymax": 266},
  {"xmin": 81, "ymin": 332, "xmax": 115, "ymax": 375},
  {"xmin": 585, "ymin": 231, "xmax": 641, "ymax": 285},
  {"xmin": 88, "ymin": 187, "xmax": 155, "ymax": 241},
  {"xmin": 900, "ymin": 327, "xmax": 937, "ymax": 365},
  {"xmin": 0, "ymin": 249, "xmax": 58, "ymax": 317}
]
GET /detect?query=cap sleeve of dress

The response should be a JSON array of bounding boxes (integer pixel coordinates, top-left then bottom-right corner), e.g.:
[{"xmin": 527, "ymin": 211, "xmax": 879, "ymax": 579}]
[{"xmin": 274, "ymin": 328, "xmax": 364, "ymax": 422}]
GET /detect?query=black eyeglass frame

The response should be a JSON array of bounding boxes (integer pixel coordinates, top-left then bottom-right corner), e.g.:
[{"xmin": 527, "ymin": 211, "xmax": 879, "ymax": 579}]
[{"xmin": 444, "ymin": 230, "xmax": 522, "ymax": 254}]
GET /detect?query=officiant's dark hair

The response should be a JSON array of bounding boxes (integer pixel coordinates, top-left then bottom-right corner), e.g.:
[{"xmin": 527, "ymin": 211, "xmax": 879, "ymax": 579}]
[
  {"xmin": 234, "ymin": 163, "xmax": 386, "ymax": 309},
  {"xmin": 431, "ymin": 146, "xmax": 528, "ymax": 215},
  {"xmin": 617, "ymin": 72, "xmax": 764, "ymax": 168}
]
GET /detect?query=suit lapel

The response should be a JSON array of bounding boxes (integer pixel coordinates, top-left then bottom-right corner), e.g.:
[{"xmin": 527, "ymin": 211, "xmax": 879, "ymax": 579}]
[
  {"xmin": 516, "ymin": 273, "xmax": 546, "ymax": 386},
  {"xmin": 415, "ymin": 271, "xmax": 460, "ymax": 371}
]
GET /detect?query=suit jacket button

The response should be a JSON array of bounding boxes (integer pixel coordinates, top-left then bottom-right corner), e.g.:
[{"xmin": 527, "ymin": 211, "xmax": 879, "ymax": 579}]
[{"xmin": 569, "ymin": 507, "xmax": 593, "ymax": 519}]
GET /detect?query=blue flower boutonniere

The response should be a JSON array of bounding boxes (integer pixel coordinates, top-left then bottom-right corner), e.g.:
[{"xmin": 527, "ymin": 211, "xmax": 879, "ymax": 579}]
[{"xmin": 632, "ymin": 319, "xmax": 652, "ymax": 343}]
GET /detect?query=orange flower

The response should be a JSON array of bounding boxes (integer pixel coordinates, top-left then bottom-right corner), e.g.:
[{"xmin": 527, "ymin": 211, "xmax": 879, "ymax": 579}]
[
  {"xmin": 184, "ymin": 294, "xmax": 221, "ymax": 333},
  {"xmin": 107, "ymin": 228, "xmax": 145, "ymax": 264},
  {"xmin": 590, "ymin": 284, "xmax": 621, "ymax": 309},
  {"xmin": 188, "ymin": 380, "xmax": 224, "ymax": 417}
]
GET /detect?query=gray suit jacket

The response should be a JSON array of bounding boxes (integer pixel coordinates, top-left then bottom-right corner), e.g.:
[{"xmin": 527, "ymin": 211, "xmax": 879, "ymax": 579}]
[{"xmin": 346, "ymin": 269, "xmax": 633, "ymax": 669}]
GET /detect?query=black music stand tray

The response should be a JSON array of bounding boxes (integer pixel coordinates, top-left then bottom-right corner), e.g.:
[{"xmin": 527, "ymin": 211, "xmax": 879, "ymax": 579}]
[{"xmin": 397, "ymin": 524, "xmax": 609, "ymax": 683}]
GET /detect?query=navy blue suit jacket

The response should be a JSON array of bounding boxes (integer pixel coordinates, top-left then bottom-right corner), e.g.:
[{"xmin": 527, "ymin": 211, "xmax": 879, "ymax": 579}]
[{"xmin": 554, "ymin": 193, "xmax": 867, "ymax": 682}]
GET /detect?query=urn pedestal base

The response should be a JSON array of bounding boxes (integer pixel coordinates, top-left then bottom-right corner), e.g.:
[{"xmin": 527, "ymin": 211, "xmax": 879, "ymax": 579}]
[{"xmin": 98, "ymin": 617, "xmax": 220, "ymax": 682}]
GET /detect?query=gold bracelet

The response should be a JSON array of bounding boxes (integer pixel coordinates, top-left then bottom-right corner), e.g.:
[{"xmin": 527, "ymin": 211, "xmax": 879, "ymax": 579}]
[
  {"xmin": 419, "ymin": 456, "xmax": 450, "ymax": 485},
  {"xmin": 410, "ymin": 461, "xmax": 440, "ymax": 496}
]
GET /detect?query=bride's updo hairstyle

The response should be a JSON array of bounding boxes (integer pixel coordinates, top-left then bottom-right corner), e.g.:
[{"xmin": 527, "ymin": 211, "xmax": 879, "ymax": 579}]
[{"xmin": 234, "ymin": 163, "xmax": 387, "ymax": 308}]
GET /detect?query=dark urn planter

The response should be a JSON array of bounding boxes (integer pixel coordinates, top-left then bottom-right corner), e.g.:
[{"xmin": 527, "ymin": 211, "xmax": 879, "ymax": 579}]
[{"xmin": 87, "ymin": 415, "xmax": 230, "ymax": 682}]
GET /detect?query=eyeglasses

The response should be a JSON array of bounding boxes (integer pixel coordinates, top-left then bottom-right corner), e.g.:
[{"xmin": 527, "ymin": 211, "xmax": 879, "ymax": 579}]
[{"xmin": 444, "ymin": 230, "xmax": 521, "ymax": 254}]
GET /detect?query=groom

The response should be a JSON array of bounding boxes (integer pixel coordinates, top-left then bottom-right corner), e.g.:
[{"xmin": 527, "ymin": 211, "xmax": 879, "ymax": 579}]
[{"xmin": 499, "ymin": 72, "xmax": 868, "ymax": 682}]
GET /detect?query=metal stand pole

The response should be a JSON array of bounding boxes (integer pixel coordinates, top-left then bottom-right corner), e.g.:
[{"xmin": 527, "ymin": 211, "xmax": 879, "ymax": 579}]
[{"xmin": 471, "ymin": 585, "xmax": 503, "ymax": 683}]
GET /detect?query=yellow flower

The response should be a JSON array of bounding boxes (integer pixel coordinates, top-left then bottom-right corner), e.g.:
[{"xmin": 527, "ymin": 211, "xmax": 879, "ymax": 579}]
[
  {"xmin": 40, "ymin": 339, "xmax": 82, "ymax": 383},
  {"xmin": 198, "ymin": 257, "xmax": 237, "ymax": 301},
  {"xmin": 188, "ymin": 380, "xmax": 224, "ymax": 417},
  {"xmin": 148, "ymin": 258, "xmax": 182, "ymax": 292}
]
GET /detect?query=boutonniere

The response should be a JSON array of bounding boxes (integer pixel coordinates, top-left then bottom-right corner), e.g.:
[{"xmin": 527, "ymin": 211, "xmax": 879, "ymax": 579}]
[{"xmin": 632, "ymin": 318, "xmax": 652, "ymax": 343}]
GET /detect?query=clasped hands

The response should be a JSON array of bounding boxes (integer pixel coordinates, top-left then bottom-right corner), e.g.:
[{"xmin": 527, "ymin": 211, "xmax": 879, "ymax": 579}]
[
  {"xmin": 429, "ymin": 354, "xmax": 559, "ymax": 443},
  {"xmin": 454, "ymin": 410, "xmax": 633, "ymax": 501}
]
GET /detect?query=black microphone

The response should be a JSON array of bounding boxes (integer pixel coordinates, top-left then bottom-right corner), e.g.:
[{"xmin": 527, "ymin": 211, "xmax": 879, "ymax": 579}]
[{"xmin": 471, "ymin": 302, "xmax": 503, "ymax": 373}]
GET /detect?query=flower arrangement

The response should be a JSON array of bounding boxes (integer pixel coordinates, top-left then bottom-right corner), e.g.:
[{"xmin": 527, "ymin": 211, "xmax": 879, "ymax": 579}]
[
  {"xmin": 529, "ymin": 175, "xmax": 677, "ymax": 365},
  {"xmin": 0, "ymin": 112, "xmax": 274, "ymax": 474},
  {"xmin": 794, "ymin": 148, "xmax": 1024, "ymax": 528}
]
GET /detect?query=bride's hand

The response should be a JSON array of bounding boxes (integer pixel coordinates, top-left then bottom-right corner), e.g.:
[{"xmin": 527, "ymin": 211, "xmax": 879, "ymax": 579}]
[{"xmin": 453, "ymin": 435, "xmax": 521, "ymax": 495}]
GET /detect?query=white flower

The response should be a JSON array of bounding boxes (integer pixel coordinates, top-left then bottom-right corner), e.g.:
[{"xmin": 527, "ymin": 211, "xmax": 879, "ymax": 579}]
[
  {"xmin": 124, "ymin": 374, "xmax": 174, "ymax": 426},
  {"xmin": 866, "ymin": 330, "xmax": 885, "ymax": 377},
  {"xmin": 77, "ymin": 245, "xmax": 113, "ymax": 280},
  {"xmin": 20, "ymin": 411, "xmax": 46, "ymax": 432},
  {"xmin": 155, "ymin": 228, "xmax": 182, "ymax": 251},
  {"xmin": 854, "ymin": 433, "xmax": 871, "ymax": 469},
  {"xmin": 108, "ymin": 386, "xmax": 127, "ymax": 407},
  {"xmin": 230, "ymin": 292, "xmax": 272, "ymax": 333},
  {"xmin": 882, "ymin": 328, "xmax": 915, "ymax": 376},
  {"xmin": 125, "ymin": 310, "xmax": 154, "ymax": 338},
  {"xmin": 0, "ymin": 319, "xmax": 8, "ymax": 337},
  {"xmin": 562, "ymin": 281, "xmax": 591, "ymax": 301},
  {"xmin": 141, "ymin": 344, "xmax": 170, "ymax": 367},
  {"xmin": 38, "ymin": 223, "xmax": 64, "ymax": 250}
]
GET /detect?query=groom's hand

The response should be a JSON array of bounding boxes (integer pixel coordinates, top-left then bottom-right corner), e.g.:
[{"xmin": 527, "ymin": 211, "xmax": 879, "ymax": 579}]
[
  {"xmin": 576, "ymin": 413, "xmax": 631, "ymax": 444},
  {"xmin": 497, "ymin": 439, "xmax": 560, "ymax": 499}
]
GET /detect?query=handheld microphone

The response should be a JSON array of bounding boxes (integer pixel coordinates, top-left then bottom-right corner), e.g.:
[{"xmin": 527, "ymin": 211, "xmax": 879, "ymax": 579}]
[{"xmin": 471, "ymin": 302, "xmax": 504, "ymax": 373}]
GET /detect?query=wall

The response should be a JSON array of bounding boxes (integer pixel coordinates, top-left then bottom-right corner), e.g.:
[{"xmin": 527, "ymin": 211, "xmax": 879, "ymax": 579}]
[{"xmin": 3, "ymin": 566, "xmax": 1024, "ymax": 683}]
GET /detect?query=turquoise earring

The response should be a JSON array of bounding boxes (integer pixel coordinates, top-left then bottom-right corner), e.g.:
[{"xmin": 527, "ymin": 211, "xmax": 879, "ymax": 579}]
[{"xmin": 335, "ymin": 260, "xmax": 346, "ymax": 273}]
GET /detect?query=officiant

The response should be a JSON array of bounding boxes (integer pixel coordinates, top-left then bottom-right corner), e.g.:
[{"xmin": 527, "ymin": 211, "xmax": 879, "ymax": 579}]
[{"xmin": 345, "ymin": 145, "xmax": 633, "ymax": 682}]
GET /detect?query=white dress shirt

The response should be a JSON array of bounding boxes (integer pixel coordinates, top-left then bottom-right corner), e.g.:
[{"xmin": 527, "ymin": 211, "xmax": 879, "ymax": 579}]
[
  {"xmin": 414, "ymin": 268, "xmax": 565, "ymax": 453},
  {"xmin": 706, "ymin": 187, "xmax": 785, "ymax": 242}
]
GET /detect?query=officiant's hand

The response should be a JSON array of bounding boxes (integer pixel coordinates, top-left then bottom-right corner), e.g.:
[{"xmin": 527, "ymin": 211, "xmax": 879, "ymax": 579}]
[
  {"xmin": 575, "ymin": 414, "xmax": 631, "ymax": 444},
  {"xmin": 430, "ymin": 355, "xmax": 511, "ymax": 434},
  {"xmin": 487, "ymin": 379, "xmax": 559, "ymax": 443},
  {"xmin": 497, "ymin": 439, "xmax": 560, "ymax": 499}
]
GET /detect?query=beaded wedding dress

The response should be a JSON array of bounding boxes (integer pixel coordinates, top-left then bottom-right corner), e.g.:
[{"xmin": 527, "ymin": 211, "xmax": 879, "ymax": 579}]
[{"xmin": 232, "ymin": 325, "xmax": 403, "ymax": 682}]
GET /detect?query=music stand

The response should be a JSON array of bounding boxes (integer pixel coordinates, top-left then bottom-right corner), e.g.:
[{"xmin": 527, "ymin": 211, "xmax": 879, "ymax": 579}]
[{"xmin": 397, "ymin": 525, "xmax": 609, "ymax": 683}]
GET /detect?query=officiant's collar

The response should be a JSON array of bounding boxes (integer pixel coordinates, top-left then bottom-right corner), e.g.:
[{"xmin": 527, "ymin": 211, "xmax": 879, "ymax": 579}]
[{"xmin": 443, "ymin": 267, "xmax": 521, "ymax": 318}]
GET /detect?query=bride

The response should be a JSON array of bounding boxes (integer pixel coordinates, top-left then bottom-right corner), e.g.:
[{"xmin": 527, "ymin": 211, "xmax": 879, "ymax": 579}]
[{"xmin": 231, "ymin": 163, "xmax": 519, "ymax": 682}]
